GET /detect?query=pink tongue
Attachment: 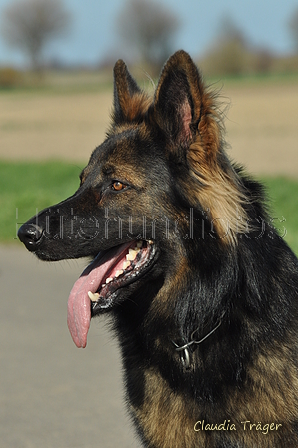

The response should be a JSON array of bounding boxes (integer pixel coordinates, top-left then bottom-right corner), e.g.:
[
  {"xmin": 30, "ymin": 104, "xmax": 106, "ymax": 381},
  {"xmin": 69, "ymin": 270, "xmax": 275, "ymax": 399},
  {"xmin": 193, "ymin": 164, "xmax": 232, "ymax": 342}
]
[{"xmin": 67, "ymin": 243, "xmax": 132, "ymax": 348}]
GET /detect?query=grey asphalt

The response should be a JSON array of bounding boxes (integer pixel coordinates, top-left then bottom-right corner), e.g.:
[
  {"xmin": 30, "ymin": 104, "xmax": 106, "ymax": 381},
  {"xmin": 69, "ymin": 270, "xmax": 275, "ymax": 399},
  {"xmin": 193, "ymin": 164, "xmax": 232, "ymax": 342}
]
[{"xmin": 0, "ymin": 245, "xmax": 140, "ymax": 448}]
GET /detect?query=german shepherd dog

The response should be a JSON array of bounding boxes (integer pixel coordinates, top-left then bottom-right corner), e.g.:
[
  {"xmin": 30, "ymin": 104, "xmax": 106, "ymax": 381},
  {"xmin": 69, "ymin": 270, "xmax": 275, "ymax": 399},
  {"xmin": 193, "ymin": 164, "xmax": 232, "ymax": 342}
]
[{"xmin": 18, "ymin": 51, "xmax": 298, "ymax": 447}]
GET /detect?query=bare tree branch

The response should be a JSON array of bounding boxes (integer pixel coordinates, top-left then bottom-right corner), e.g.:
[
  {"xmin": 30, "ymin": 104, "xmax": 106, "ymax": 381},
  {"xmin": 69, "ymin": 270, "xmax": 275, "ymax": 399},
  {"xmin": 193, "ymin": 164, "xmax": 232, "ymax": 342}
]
[
  {"xmin": 0, "ymin": 0, "xmax": 71, "ymax": 71},
  {"xmin": 289, "ymin": 7, "xmax": 298, "ymax": 54},
  {"xmin": 117, "ymin": 0, "xmax": 180, "ymax": 73}
]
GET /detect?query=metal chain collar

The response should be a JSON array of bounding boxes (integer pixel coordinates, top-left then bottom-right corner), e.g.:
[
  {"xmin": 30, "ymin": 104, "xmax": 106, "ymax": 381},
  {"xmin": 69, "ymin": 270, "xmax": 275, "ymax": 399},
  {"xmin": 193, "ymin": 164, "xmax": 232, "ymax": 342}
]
[{"xmin": 172, "ymin": 311, "xmax": 226, "ymax": 369}]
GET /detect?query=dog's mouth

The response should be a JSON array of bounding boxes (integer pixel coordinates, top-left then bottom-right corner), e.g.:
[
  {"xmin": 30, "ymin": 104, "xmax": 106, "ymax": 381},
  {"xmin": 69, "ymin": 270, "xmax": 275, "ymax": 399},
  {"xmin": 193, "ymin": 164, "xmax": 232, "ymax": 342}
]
[{"xmin": 67, "ymin": 239, "xmax": 156, "ymax": 348}]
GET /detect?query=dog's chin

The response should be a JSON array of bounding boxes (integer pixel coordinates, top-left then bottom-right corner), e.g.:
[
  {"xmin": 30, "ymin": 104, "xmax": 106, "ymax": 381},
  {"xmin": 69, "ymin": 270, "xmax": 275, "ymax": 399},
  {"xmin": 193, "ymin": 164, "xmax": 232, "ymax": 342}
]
[{"xmin": 90, "ymin": 239, "xmax": 157, "ymax": 315}]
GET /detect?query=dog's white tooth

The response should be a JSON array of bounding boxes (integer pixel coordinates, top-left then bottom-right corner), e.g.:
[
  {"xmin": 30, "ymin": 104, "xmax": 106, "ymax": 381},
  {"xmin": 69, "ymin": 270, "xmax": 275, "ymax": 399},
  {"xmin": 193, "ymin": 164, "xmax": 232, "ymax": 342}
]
[
  {"xmin": 148, "ymin": 239, "xmax": 153, "ymax": 244},
  {"xmin": 129, "ymin": 248, "xmax": 138, "ymax": 258},
  {"xmin": 123, "ymin": 260, "xmax": 130, "ymax": 270},
  {"xmin": 126, "ymin": 253, "xmax": 134, "ymax": 261},
  {"xmin": 106, "ymin": 277, "xmax": 113, "ymax": 284},
  {"xmin": 115, "ymin": 269, "xmax": 123, "ymax": 277},
  {"xmin": 88, "ymin": 291, "xmax": 100, "ymax": 302}
]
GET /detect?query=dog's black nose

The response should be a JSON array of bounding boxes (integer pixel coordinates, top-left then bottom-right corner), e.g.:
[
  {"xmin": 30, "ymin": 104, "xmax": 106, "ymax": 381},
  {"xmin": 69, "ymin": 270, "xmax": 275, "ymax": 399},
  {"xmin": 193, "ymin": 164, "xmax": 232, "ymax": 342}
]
[{"xmin": 18, "ymin": 223, "xmax": 44, "ymax": 251}]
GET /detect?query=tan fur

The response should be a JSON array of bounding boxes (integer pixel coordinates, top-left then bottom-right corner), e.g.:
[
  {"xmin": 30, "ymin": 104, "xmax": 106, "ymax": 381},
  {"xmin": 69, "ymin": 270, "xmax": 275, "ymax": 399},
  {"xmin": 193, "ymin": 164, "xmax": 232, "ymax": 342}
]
[
  {"xmin": 245, "ymin": 346, "xmax": 298, "ymax": 421},
  {"xmin": 224, "ymin": 344, "xmax": 298, "ymax": 446},
  {"xmin": 186, "ymin": 88, "xmax": 249, "ymax": 244},
  {"xmin": 131, "ymin": 368, "xmax": 204, "ymax": 448},
  {"xmin": 186, "ymin": 155, "xmax": 249, "ymax": 243},
  {"xmin": 131, "ymin": 344, "xmax": 298, "ymax": 448},
  {"xmin": 124, "ymin": 92, "xmax": 151, "ymax": 122}
]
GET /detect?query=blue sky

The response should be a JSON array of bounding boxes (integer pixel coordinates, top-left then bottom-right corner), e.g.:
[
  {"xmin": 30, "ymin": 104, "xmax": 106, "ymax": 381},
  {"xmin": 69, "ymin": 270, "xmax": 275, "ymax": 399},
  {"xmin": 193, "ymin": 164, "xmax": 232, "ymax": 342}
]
[{"xmin": 0, "ymin": 0, "xmax": 297, "ymax": 67}]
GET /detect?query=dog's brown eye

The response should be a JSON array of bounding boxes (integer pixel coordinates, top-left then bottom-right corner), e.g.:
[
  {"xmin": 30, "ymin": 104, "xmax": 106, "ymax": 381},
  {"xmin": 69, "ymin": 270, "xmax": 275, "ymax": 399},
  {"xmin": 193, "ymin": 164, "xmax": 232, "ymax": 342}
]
[{"xmin": 112, "ymin": 181, "xmax": 125, "ymax": 191}]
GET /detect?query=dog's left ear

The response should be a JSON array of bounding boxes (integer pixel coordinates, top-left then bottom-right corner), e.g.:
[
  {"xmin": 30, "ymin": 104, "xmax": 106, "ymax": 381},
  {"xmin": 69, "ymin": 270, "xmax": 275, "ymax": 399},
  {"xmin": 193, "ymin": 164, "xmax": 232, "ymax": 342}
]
[
  {"xmin": 153, "ymin": 50, "xmax": 220, "ymax": 159},
  {"xmin": 112, "ymin": 60, "xmax": 150, "ymax": 125}
]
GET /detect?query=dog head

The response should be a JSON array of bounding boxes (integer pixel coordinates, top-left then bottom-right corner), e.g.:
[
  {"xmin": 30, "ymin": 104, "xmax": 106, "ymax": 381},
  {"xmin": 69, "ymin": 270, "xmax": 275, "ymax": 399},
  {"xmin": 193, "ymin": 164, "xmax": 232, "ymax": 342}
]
[{"xmin": 18, "ymin": 50, "xmax": 248, "ymax": 347}]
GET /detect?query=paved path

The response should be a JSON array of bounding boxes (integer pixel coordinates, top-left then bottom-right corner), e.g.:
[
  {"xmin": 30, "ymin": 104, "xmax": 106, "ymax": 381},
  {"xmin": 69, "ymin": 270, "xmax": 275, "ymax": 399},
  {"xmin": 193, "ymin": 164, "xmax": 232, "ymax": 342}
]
[{"xmin": 0, "ymin": 245, "xmax": 140, "ymax": 448}]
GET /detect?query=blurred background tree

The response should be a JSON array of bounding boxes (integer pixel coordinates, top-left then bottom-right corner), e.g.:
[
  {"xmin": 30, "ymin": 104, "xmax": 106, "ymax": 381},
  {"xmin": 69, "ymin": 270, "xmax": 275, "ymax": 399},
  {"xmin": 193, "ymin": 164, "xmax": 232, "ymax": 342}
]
[
  {"xmin": 201, "ymin": 16, "xmax": 249, "ymax": 76},
  {"xmin": 289, "ymin": 7, "xmax": 298, "ymax": 54},
  {"xmin": 116, "ymin": 0, "xmax": 180, "ymax": 75},
  {"xmin": 0, "ymin": 0, "xmax": 71, "ymax": 73}
]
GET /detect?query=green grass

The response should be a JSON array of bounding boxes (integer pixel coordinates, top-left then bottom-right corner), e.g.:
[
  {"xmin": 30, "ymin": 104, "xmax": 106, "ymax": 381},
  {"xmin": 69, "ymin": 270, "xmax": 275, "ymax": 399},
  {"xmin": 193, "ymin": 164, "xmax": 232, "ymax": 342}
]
[
  {"xmin": 1, "ymin": 161, "xmax": 298, "ymax": 255},
  {"xmin": 262, "ymin": 177, "xmax": 298, "ymax": 255},
  {"xmin": 0, "ymin": 161, "xmax": 83, "ymax": 242}
]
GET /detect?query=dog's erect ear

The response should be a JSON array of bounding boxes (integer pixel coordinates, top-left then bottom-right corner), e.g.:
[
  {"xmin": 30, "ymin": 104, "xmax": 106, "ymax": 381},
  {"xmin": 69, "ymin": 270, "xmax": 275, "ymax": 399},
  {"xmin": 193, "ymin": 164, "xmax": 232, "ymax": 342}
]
[
  {"xmin": 153, "ymin": 50, "xmax": 203, "ymax": 147},
  {"xmin": 153, "ymin": 51, "xmax": 249, "ymax": 243},
  {"xmin": 112, "ymin": 60, "xmax": 150, "ymax": 125},
  {"xmin": 153, "ymin": 50, "xmax": 220, "ymax": 159}
]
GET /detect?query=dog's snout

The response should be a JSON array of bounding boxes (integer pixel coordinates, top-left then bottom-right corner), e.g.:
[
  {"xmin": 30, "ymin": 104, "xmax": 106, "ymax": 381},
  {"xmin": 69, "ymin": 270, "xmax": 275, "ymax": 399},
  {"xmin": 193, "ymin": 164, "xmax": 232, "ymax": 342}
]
[{"xmin": 18, "ymin": 223, "xmax": 44, "ymax": 251}]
